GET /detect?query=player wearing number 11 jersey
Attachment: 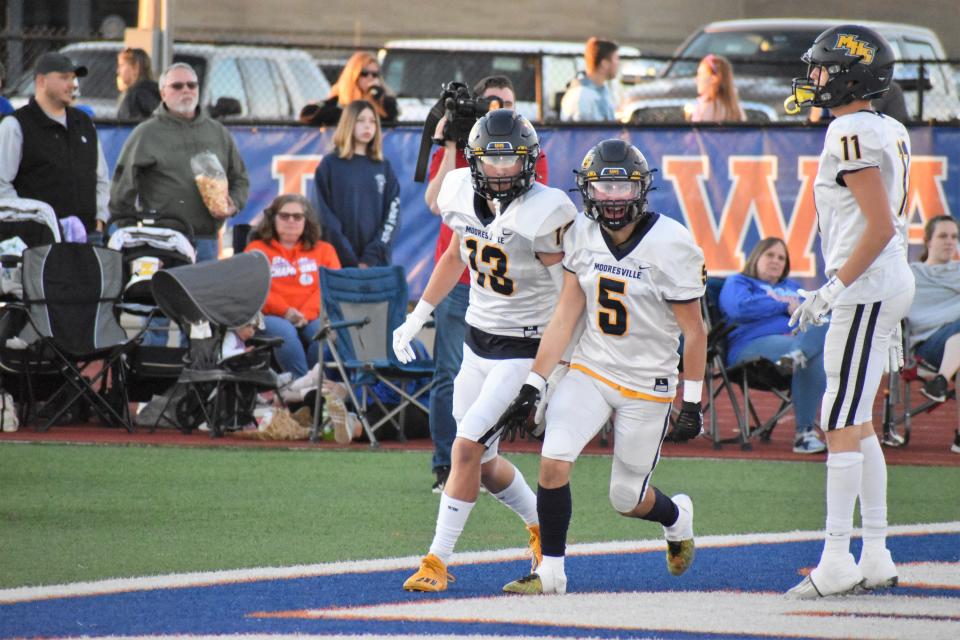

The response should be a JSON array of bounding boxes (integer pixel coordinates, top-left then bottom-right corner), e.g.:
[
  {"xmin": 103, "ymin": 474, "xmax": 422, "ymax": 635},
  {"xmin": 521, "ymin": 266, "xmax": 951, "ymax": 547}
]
[
  {"xmin": 785, "ymin": 24, "xmax": 914, "ymax": 600},
  {"xmin": 392, "ymin": 109, "xmax": 577, "ymax": 592}
]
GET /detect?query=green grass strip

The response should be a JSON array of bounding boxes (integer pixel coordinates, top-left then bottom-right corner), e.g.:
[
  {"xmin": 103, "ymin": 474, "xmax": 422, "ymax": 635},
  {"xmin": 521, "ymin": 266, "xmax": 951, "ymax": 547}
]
[{"xmin": 1, "ymin": 442, "xmax": 957, "ymax": 588}]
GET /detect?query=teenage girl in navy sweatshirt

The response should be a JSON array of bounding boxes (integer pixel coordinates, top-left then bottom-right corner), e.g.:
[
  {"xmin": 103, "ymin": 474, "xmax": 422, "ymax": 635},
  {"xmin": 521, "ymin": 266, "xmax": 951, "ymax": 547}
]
[{"xmin": 313, "ymin": 99, "xmax": 400, "ymax": 267}]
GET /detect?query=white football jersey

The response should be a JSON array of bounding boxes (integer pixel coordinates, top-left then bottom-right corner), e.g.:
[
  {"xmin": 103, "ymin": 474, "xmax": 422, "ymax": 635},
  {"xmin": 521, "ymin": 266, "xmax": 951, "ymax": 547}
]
[
  {"xmin": 815, "ymin": 111, "xmax": 912, "ymax": 302},
  {"xmin": 562, "ymin": 213, "xmax": 705, "ymax": 399},
  {"xmin": 439, "ymin": 168, "xmax": 578, "ymax": 338}
]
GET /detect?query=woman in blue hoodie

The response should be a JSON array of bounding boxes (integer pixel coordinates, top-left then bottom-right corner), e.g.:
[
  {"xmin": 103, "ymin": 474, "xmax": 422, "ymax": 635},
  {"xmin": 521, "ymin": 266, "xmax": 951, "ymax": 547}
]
[{"xmin": 719, "ymin": 237, "xmax": 828, "ymax": 453}]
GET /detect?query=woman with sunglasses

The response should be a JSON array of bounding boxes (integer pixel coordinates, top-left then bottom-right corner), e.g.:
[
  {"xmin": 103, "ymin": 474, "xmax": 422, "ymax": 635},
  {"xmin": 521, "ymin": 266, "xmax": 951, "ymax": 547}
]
[
  {"xmin": 300, "ymin": 51, "xmax": 398, "ymax": 127},
  {"xmin": 312, "ymin": 100, "xmax": 400, "ymax": 267},
  {"xmin": 685, "ymin": 54, "xmax": 746, "ymax": 123},
  {"xmin": 244, "ymin": 194, "xmax": 341, "ymax": 377}
]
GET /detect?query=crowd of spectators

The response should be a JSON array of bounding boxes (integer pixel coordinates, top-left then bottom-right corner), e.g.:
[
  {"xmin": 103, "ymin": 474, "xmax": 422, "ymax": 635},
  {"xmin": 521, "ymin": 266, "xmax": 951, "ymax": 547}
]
[{"xmin": 0, "ymin": 44, "xmax": 955, "ymax": 459}]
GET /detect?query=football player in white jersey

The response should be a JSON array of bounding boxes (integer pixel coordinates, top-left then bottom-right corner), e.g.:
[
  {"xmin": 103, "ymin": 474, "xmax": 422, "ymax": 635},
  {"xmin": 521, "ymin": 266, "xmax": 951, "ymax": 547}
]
[
  {"xmin": 392, "ymin": 109, "xmax": 578, "ymax": 592},
  {"xmin": 784, "ymin": 25, "xmax": 914, "ymax": 599},
  {"xmin": 492, "ymin": 139, "xmax": 708, "ymax": 594}
]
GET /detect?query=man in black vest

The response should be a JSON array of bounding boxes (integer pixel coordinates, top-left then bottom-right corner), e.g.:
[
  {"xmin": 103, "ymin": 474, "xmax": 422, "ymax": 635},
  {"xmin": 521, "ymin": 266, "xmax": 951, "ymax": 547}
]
[{"xmin": 0, "ymin": 52, "xmax": 109, "ymax": 241}]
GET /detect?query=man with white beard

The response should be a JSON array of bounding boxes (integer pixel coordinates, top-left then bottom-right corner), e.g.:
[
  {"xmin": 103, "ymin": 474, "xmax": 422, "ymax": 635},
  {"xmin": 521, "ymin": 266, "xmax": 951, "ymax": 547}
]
[{"xmin": 110, "ymin": 62, "xmax": 248, "ymax": 263}]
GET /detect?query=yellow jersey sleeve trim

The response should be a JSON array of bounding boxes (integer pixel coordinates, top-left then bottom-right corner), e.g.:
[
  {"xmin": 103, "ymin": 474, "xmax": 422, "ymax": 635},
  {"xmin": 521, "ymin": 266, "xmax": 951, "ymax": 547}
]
[{"xmin": 570, "ymin": 364, "xmax": 675, "ymax": 403}]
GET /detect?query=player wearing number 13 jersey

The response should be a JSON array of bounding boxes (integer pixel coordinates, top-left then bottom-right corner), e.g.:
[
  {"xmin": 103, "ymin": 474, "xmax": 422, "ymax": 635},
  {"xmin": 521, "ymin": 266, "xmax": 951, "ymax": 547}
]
[
  {"xmin": 392, "ymin": 109, "xmax": 577, "ymax": 593},
  {"xmin": 785, "ymin": 24, "xmax": 914, "ymax": 601}
]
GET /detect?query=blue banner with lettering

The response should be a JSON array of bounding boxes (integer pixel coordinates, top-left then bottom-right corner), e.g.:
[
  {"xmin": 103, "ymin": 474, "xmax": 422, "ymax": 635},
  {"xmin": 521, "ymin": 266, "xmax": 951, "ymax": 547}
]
[{"xmin": 97, "ymin": 124, "xmax": 959, "ymax": 299}]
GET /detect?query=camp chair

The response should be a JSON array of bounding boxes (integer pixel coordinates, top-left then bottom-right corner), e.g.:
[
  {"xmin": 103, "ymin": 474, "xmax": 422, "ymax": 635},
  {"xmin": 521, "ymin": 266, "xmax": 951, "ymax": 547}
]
[
  {"xmin": 882, "ymin": 319, "xmax": 957, "ymax": 446},
  {"xmin": 316, "ymin": 265, "xmax": 435, "ymax": 448},
  {"xmin": 701, "ymin": 276, "xmax": 794, "ymax": 450},
  {"xmin": 6, "ymin": 244, "xmax": 147, "ymax": 431}
]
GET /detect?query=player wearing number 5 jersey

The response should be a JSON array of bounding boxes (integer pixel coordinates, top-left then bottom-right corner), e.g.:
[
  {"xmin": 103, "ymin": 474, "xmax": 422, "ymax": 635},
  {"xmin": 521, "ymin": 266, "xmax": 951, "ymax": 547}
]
[
  {"xmin": 493, "ymin": 139, "xmax": 708, "ymax": 595},
  {"xmin": 784, "ymin": 25, "xmax": 914, "ymax": 599},
  {"xmin": 392, "ymin": 109, "xmax": 577, "ymax": 592}
]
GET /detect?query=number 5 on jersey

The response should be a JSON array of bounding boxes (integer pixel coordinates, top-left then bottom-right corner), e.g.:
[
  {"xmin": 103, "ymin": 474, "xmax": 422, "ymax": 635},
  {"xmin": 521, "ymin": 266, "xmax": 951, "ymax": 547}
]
[
  {"xmin": 597, "ymin": 276, "xmax": 628, "ymax": 336},
  {"xmin": 464, "ymin": 238, "xmax": 514, "ymax": 295}
]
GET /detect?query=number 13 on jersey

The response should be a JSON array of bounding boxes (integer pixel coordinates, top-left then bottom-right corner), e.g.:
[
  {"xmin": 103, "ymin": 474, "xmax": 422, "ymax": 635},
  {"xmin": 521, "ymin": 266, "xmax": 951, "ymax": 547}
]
[{"xmin": 464, "ymin": 238, "xmax": 514, "ymax": 295}]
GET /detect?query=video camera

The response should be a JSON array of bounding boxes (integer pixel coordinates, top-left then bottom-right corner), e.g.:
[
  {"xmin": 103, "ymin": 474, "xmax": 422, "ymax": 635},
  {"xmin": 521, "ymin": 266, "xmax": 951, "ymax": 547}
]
[{"xmin": 414, "ymin": 82, "xmax": 500, "ymax": 183}]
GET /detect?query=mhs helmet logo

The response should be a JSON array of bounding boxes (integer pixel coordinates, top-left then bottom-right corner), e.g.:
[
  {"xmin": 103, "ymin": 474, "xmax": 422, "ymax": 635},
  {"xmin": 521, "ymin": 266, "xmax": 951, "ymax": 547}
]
[
  {"xmin": 833, "ymin": 34, "xmax": 876, "ymax": 64},
  {"xmin": 486, "ymin": 141, "xmax": 514, "ymax": 152}
]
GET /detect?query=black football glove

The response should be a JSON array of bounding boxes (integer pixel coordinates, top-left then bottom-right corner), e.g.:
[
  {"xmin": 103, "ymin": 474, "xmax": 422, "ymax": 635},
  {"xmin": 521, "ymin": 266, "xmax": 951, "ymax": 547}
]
[
  {"xmin": 479, "ymin": 383, "xmax": 541, "ymax": 446},
  {"xmin": 667, "ymin": 401, "xmax": 703, "ymax": 443}
]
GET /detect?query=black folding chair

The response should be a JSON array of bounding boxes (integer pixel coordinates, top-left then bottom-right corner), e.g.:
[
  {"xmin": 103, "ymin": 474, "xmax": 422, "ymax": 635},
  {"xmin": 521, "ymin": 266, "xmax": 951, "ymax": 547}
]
[{"xmin": 8, "ymin": 244, "xmax": 147, "ymax": 431}]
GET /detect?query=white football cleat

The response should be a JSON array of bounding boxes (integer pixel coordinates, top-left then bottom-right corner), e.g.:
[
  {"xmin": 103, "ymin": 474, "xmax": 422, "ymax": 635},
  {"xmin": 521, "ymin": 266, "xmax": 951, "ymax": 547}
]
[
  {"xmin": 859, "ymin": 548, "xmax": 898, "ymax": 590},
  {"xmin": 786, "ymin": 553, "xmax": 865, "ymax": 599}
]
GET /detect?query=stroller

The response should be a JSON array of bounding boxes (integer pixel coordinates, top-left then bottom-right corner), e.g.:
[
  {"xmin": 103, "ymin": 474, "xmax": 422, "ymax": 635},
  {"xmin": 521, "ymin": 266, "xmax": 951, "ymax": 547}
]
[
  {"xmin": 106, "ymin": 216, "xmax": 197, "ymax": 403},
  {"xmin": 150, "ymin": 252, "xmax": 281, "ymax": 436}
]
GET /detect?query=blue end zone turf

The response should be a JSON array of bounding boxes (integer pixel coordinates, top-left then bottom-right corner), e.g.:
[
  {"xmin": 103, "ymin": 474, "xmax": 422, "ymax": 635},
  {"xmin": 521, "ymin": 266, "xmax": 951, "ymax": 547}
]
[{"xmin": 1, "ymin": 531, "xmax": 957, "ymax": 639}]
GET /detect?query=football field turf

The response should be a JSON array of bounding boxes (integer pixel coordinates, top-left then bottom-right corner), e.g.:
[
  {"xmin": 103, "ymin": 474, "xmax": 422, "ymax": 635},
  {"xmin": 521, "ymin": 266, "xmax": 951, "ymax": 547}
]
[{"xmin": 1, "ymin": 442, "xmax": 957, "ymax": 588}]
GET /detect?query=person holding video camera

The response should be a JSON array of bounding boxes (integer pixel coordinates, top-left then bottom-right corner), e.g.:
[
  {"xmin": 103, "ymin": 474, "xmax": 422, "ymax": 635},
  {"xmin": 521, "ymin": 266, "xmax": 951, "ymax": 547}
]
[
  {"xmin": 422, "ymin": 76, "xmax": 549, "ymax": 495},
  {"xmin": 299, "ymin": 51, "xmax": 398, "ymax": 127}
]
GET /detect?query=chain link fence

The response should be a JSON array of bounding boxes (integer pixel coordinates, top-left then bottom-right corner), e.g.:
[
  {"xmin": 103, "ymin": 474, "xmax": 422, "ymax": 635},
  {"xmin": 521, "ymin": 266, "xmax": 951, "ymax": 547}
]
[{"xmin": 2, "ymin": 29, "xmax": 958, "ymax": 125}]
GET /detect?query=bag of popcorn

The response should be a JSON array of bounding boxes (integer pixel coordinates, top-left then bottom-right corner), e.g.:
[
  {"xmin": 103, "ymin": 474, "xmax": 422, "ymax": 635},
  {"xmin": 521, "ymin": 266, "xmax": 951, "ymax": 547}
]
[{"xmin": 190, "ymin": 151, "xmax": 229, "ymax": 216}]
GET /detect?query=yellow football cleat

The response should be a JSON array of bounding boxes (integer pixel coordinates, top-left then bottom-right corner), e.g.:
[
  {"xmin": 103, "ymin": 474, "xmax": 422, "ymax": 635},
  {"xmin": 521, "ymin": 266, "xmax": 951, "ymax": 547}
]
[
  {"xmin": 666, "ymin": 539, "xmax": 695, "ymax": 576},
  {"xmin": 503, "ymin": 573, "xmax": 544, "ymax": 594},
  {"xmin": 402, "ymin": 553, "xmax": 454, "ymax": 592},
  {"xmin": 527, "ymin": 524, "xmax": 542, "ymax": 572}
]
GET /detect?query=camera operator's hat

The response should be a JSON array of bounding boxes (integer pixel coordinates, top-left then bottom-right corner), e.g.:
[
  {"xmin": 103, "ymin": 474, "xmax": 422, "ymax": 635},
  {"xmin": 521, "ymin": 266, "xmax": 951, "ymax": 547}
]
[{"xmin": 35, "ymin": 52, "xmax": 88, "ymax": 77}]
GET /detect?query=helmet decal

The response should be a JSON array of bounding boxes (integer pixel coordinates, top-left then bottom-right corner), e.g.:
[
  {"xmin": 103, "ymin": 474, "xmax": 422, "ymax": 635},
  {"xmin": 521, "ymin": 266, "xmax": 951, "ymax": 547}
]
[{"xmin": 833, "ymin": 33, "xmax": 876, "ymax": 64}]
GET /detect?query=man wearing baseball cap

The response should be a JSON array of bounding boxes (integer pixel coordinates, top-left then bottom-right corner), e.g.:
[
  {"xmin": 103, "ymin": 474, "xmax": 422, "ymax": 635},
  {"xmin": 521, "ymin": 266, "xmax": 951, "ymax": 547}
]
[{"xmin": 0, "ymin": 51, "xmax": 110, "ymax": 240}]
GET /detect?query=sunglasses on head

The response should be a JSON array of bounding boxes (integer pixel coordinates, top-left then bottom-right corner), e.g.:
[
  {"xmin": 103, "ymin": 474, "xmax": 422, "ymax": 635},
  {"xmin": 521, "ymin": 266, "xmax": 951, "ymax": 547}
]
[
  {"xmin": 359, "ymin": 70, "xmax": 380, "ymax": 78},
  {"xmin": 167, "ymin": 81, "xmax": 198, "ymax": 90},
  {"xmin": 276, "ymin": 212, "xmax": 306, "ymax": 222}
]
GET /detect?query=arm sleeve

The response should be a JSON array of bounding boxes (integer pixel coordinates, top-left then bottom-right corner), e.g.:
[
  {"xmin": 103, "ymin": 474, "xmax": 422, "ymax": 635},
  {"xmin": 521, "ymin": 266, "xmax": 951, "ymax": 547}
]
[
  {"xmin": 359, "ymin": 161, "xmax": 401, "ymax": 266},
  {"xmin": 382, "ymin": 95, "xmax": 399, "ymax": 122},
  {"xmin": 244, "ymin": 244, "xmax": 291, "ymax": 317},
  {"xmin": 96, "ymin": 141, "xmax": 110, "ymax": 223},
  {"xmin": 225, "ymin": 133, "xmax": 249, "ymax": 212},
  {"xmin": 657, "ymin": 232, "xmax": 707, "ymax": 303},
  {"xmin": 320, "ymin": 241, "xmax": 342, "ymax": 269},
  {"xmin": 0, "ymin": 117, "xmax": 23, "ymax": 200},
  {"xmin": 313, "ymin": 97, "xmax": 342, "ymax": 127},
  {"xmin": 108, "ymin": 127, "xmax": 144, "ymax": 218},
  {"xmin": 313, "ymin": 160, "xmax": 360, "ymax": 267},
  {"xmin": 718, "ymin": 275, "xmax": 788, "ymax": 323}
]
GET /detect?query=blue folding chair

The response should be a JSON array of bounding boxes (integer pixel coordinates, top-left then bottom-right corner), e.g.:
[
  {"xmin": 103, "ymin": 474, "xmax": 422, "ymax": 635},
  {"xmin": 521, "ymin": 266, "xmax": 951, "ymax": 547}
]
[{"xmin": 316, "ymin": 266, "xmax": 434, "ymax": 447}]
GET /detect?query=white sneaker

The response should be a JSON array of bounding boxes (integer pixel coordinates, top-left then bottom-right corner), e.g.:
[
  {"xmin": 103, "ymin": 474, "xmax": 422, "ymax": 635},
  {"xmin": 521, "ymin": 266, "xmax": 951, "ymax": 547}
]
[
  {"xmin": 786, "ymin": 553, "xmax": 865, "ymax": 599},
  {"xmin": 858, "ymin": 548, "xmax": 898, "ymax": 590}
]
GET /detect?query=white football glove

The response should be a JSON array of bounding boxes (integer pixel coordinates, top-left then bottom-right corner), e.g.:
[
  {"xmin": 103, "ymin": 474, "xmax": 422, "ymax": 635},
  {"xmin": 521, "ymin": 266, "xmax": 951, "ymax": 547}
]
[
  {"xmin": 789, "ymin": 276, "xmax": 846, "ymax": 333},
  {"xmin": 531, "ymin": 363, "xmax": 569, "ymax": 435},
  {"xmin": 392, "ymin": 300, "xmax": 434, "ymax": 364}
]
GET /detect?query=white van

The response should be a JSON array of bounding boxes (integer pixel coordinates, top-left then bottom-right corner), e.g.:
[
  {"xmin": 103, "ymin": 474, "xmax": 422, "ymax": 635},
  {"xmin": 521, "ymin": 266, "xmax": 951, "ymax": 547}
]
[
  {"xmin": 378, "ymin": 39, "xmax": 643, "ymax": 122},
  {"xmin": 10, "ymin": 41, "xmax": 331, "ymax": 121}
]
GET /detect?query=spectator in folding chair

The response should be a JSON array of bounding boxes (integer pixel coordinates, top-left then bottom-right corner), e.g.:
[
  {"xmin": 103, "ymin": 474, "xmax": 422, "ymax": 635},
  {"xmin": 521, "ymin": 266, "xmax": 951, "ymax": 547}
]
[
  {"xmin": 907, "ymin": 214, "xmax": 959, "ymax": 452},
  {"xmin": 719, "ymin": 237, "xmax": 828, "ymax": 454},
  {"xmin": 244, "ymin": 194, "xmax": 341, "ymax": 378}
]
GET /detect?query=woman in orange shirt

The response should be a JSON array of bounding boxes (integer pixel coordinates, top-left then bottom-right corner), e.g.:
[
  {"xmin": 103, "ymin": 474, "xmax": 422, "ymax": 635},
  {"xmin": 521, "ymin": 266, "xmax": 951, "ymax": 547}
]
[{"xmin": 245, "ymin": 193, "xmax": 341, "ymax": 377}]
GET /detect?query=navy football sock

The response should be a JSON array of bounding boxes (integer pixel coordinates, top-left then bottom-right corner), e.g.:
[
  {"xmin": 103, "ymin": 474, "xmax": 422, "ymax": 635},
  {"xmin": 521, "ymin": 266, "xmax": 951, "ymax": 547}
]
[
  {"xmin": 640, "ymin": 487, "xmax": 679, "ymax": 527},
  {"xmin": 537, "ymin": 483, "xmax": 572, "ymax": 557}
]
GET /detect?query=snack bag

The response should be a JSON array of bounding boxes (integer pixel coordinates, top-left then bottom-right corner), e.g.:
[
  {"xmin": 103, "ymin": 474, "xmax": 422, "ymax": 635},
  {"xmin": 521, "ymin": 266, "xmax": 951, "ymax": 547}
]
[{"xmin": 191, "ymin": 151, "xmax": 229, "ymax": 216}]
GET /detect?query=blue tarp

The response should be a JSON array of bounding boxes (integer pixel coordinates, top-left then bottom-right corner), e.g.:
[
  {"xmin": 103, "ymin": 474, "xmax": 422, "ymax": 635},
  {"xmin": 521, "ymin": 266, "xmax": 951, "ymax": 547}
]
[{"xmin": 97, "ymin": 124, "xmax": 960, "ymax": 298}]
